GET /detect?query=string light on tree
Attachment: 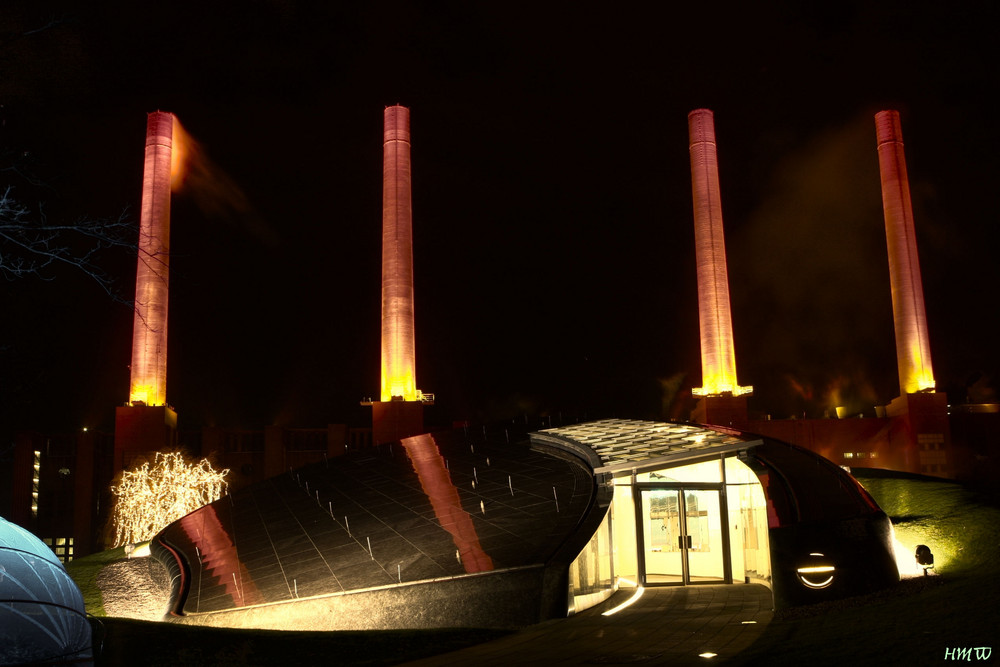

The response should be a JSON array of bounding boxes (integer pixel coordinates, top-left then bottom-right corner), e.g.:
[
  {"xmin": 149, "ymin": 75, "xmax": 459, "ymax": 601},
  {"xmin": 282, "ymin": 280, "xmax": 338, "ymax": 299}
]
[{"xmin": 110, "ymin": 452, "xmax": 228, "ymax": 547}]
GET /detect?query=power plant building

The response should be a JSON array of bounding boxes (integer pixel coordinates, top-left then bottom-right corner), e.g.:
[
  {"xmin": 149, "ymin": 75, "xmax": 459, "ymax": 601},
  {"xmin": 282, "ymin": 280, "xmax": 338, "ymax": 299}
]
[{"xmin": 6, "ymin": 106, "xmax": 994, "ymax": 644}]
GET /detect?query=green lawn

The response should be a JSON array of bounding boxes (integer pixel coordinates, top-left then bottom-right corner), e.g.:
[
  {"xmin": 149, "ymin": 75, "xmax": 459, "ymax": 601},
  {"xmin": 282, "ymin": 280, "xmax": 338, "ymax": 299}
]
[
  {"xmin": 65, "ymin": 546, "xmax": 126, "ymax": 618},
  {"xmin": 68, "ymin": 470, "xmax": 1000, "ymax": 665}
]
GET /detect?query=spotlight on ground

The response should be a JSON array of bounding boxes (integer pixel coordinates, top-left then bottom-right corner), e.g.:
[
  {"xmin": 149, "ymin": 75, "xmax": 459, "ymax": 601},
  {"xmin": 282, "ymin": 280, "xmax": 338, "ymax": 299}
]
[{"xmin": 915, "ymin": 544, "xmax": 934, "ymax": 576}]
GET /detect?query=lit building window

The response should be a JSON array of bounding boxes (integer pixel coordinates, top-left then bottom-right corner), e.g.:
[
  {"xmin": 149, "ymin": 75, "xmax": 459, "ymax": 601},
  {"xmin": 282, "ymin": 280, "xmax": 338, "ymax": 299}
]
[
  {"xmin": 42, "ymin": 537, "xmax": 75, "ymax": 563},
  {"xmin": 843, "ymin": 453, "xmax": 853, "ymax": 459},
  {"xmin": 31, "ymin": 450, "xmax": 41, "ymax": 517}
]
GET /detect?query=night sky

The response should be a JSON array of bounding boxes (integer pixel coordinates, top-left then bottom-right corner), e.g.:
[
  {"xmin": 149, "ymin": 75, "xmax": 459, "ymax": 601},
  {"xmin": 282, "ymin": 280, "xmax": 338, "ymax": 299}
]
[{"xmin": 2, "ymin": 1, "xmax": 998, "ymax": 435}]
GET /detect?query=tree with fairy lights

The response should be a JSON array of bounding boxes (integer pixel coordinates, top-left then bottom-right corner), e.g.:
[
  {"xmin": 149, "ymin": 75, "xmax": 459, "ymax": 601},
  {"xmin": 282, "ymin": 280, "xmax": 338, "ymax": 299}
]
[{"xmin": 110, "ymin": 452, "xmax": 229, "ymax": 547}]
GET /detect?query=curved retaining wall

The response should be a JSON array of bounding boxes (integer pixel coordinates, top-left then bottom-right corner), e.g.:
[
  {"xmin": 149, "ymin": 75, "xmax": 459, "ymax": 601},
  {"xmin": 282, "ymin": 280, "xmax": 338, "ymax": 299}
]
[
  {"xmin": 163, "ymin": 565, "xmax": 549, "ymax": 631},
  {"xmin": 149, "ymin": 535, "xmax": 188, "ymax": 617}
]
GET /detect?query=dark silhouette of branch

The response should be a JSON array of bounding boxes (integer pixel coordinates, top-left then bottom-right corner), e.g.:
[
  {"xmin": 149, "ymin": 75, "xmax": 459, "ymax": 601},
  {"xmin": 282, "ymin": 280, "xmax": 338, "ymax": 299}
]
[{"xmin": 0, "ymin": 184, "xmax": 135, "ymax": 295}]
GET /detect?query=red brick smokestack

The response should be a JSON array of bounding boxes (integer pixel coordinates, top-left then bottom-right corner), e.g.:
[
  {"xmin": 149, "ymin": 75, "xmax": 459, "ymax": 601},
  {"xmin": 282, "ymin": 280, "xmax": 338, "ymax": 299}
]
[
  {"xmin": 688, "ymin": 109, "xmax": 750, "ymax": 398},
  {"xmin": 876, "ymin": 110, "xmax": 935, "ymax": 396},
  {"xmin": 371, "ymin": 105, "xmax": 426, "ymax": 444},
  {"xmin": 116, "ymin": 111, "xmax": 179, "ymax": 473},
  {"xmin": 381, "ymin": 105, "xmax": 418, "ymax": 402},
  {"xmin": 129, "ymin": 111, "xmax": 174, "ymax": 407}
]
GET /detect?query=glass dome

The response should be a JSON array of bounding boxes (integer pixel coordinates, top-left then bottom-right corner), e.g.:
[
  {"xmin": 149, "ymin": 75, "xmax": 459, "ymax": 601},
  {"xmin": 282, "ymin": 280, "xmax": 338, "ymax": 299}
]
[{"xmin": 0, "ymin": 516, "xmax": 92, "ymax": 664}]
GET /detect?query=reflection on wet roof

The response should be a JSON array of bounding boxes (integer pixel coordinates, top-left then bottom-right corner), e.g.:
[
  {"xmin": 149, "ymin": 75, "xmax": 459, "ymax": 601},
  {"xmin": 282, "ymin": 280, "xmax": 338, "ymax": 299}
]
[
  {"xmin": 155, "ymin": 431, "xmax": 596, "ymax": 615},
  {"xmin": 535, "ymin": 419, "xmax": 760, "ymax": 473}
]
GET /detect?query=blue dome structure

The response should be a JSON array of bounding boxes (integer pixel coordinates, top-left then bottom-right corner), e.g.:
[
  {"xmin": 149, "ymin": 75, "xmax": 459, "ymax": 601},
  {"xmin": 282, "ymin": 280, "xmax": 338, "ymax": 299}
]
[{"xmin": 0, "ymin": 516, "xmax": 92, "ymax": 665}]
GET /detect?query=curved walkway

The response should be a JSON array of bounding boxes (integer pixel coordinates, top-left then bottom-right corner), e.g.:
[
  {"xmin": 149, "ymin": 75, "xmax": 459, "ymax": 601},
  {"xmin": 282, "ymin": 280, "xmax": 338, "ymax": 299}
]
[{"xmin": 404, "ymin": 584, "xmax": 774, "ymax": 666}]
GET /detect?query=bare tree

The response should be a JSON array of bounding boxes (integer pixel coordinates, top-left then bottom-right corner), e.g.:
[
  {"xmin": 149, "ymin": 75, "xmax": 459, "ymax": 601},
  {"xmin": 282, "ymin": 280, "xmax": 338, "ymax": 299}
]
[
  {"xmin": 1, "ymin": 13, "xmax": 136, "ymax": 293},
  {"xmin": 0, "ymin": 165, "xmax": 134, "ymax": 295}
]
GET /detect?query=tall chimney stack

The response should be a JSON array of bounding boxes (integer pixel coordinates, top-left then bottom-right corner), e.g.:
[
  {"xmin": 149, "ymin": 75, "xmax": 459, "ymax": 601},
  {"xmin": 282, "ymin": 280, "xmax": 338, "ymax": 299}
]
[
  {"xmin": 381, "ymin": 105, "xmax": 418, "ymax": 402},
  {"xmin": 129, "ymin": 111, "xmax": 175, "ymax": 407},
  {"xmin": 876, "ymin": 110, "xmax": 935, "ymax": 396},
  {"xmin": 688, "ymin": 109, "xmax": 750, "ymax": 399},
  {"xmin": 115, "ymin": 111, "xmax": 180, "ymax": 472},
  {"xmin": 371, "ymin": 105, "xmax": 426, "ymax": 443}
]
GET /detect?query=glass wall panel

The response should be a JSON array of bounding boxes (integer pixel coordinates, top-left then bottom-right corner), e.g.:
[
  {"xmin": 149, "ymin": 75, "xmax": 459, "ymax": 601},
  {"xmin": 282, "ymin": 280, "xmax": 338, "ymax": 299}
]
[
  {"xmin": 568, "ymin": 504, "xmax": 614, "ymax": 612},
  {"xmin": 611, "ymin": 481, "xmax": 637, "ymax": 586},
  {"xmin": 725, "ymin": 457, "xmax": 771, "ymax": 585}
]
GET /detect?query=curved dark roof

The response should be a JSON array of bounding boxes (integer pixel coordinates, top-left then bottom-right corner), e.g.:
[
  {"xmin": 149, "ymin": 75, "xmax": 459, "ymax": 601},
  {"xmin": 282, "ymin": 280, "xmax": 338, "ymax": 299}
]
[
  {"xmin": 154, "ymin": 431, "xmax": 600, "ymax": 615},
  {"xmin": 751, "ymin": 438, "xmax": 882, "ymax": 525}
]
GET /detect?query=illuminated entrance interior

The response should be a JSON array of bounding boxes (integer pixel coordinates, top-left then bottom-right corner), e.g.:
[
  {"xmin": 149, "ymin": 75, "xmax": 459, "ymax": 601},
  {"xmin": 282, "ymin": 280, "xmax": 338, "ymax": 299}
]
[
  {"xmin": 631, "ymin": 456, "xmax": 769, "ymax": 587},
  {"xmin": 640, "ymin": 487, "xmax": 725, "ymax": 584},
  {"xmin": 565, "ymin": 449, "xmax": 771, "ymax": 612},
  {"xmin": 609, "ymin": 455, "xmax": 771, "ymax": 586},
  {"xmin": 536, "ymin": 420, "xmax": 771, "ymax": 610},
  {"xmin": 607, "ymin": 454, "xmax": 771, "ymax": 592}
]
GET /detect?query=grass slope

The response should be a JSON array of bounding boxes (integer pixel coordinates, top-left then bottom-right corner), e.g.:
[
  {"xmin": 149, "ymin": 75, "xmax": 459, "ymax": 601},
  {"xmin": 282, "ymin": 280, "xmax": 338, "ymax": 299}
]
[{"xmin": 64, "ymin": 546, "xmax": 125, "ymax": 617}]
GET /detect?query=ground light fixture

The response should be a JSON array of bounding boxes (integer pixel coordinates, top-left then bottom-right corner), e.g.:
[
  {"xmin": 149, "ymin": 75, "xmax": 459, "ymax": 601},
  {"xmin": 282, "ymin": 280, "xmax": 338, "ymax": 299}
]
[
  {"xmin": 601, "ymin": 584, "xmax": 644, "ymax": 616},
  {"xmin": 915, "ymin": 544, "xmax": 934, "ymax": 575},
  {"xmin": 698, "ymin": 652, "xmax": 719, "ymax": 658},
  {"xmin": 796, "ymin": 552, "xmax": 836, "ymax": 589}
]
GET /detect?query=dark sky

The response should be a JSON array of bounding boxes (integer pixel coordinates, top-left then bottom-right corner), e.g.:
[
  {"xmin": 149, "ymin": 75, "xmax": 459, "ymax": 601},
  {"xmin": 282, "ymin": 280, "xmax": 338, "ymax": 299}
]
[{"xmin": 2, "ymin": 1, "xmax": 998, "ymax": 433}]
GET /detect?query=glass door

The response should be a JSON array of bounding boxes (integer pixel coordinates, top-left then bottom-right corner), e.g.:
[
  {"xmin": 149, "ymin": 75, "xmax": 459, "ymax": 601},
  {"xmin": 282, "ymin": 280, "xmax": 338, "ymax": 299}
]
[
  {"xmin": 639, "ymin": 487, "xmax": 727, "ymax": 585},
  {"xmin": 640, "ymin": 489, "xmax": 685, "ymax": 584},
  {"xmin": 683, "ymin": 489, "xmax": 726, "ymax": 583}
]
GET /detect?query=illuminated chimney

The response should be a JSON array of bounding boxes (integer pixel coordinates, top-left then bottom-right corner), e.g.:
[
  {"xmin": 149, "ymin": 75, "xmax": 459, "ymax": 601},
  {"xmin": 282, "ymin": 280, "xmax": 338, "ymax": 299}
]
[
  {"xmin": 381, "ymin": 105, "xmax": 419, "ymax": 402},
  {"xmin": 116, "ymin": 112, "xmax": 181, "ymax": 473},
  {"xmin": 128, "ymin": 111, "xmax": 177, "ymax": 407},
  {"xmin": 876, "ymin": 110, "xmax": 935, "ymax": 395},
  {"xmin": 688, "ymin": 109, "xmax": 750, "ymax": 398}
]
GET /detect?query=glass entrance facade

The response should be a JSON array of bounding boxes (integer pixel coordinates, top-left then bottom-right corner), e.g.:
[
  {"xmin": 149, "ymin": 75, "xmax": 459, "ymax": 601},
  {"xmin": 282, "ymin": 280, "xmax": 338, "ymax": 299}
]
[
  {"xmin": 571, "ymin": 453, "xmax": 771, "ymax": 610},
  {"xmin": 551, "ymin": 419, "xmax": 896, "ymax": 614},
  {"xmin": 624, "ymin": 457, "xmax": 770, "ymax": 589}
]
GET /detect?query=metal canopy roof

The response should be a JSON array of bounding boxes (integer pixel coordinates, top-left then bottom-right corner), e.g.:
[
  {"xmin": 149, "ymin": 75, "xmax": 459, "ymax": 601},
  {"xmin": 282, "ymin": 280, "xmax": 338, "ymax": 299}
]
[{"xmin": 532, "ymin": 419, "xmax": 762, "ymax": 475}]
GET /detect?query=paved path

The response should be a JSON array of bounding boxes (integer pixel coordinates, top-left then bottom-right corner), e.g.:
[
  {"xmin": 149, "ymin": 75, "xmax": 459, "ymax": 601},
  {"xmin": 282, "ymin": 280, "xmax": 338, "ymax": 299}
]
[{"xmin": 404, "ymin": 584, "xmax": 774, "ymax": 666}]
